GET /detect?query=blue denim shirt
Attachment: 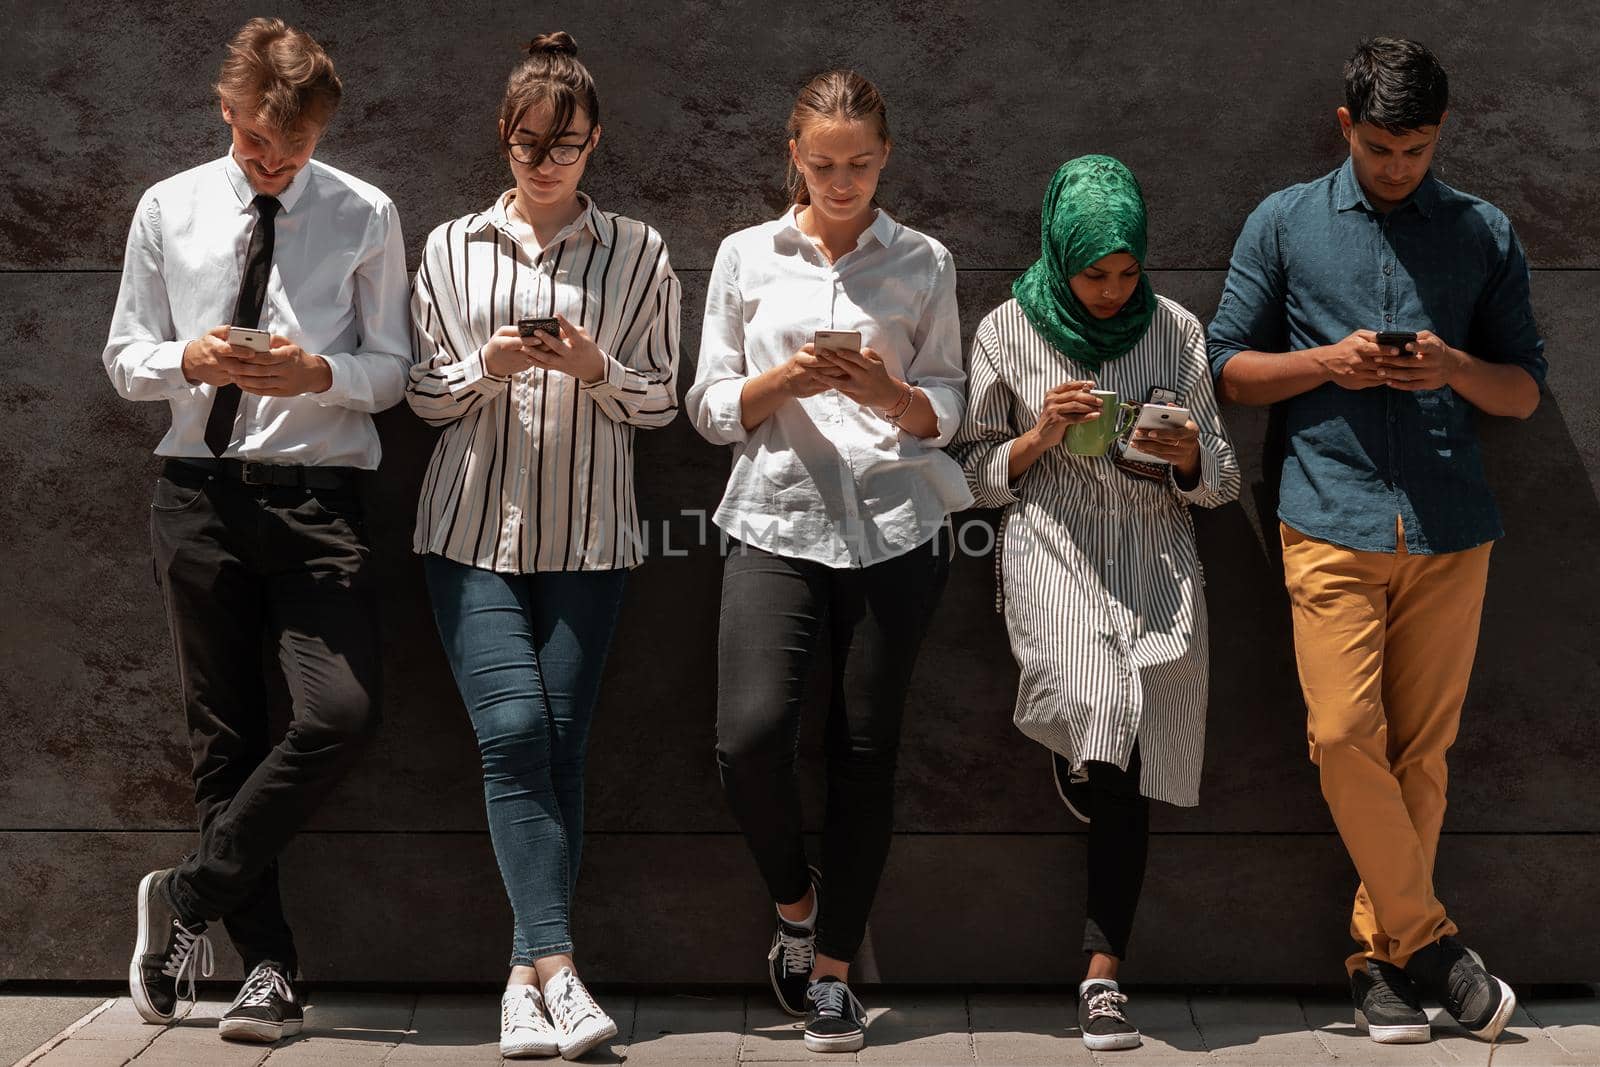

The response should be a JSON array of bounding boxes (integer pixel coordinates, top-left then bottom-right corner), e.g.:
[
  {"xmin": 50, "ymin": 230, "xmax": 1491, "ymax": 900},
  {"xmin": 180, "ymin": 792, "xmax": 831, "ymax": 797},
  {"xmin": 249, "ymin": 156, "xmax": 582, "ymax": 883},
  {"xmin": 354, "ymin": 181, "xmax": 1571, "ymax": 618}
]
[{"xmin": 1208, "ymin": 159, "xmax": 1546, "ymax": 554}]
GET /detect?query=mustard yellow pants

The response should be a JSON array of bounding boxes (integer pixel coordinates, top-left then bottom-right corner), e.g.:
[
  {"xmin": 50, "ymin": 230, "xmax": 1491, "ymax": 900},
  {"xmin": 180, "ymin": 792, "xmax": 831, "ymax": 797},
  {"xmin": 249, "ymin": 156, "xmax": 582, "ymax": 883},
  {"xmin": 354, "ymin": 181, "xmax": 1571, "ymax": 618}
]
[{"xmin": 1279, "ymin": 521, "xmax": 1492, "ymax": 976}]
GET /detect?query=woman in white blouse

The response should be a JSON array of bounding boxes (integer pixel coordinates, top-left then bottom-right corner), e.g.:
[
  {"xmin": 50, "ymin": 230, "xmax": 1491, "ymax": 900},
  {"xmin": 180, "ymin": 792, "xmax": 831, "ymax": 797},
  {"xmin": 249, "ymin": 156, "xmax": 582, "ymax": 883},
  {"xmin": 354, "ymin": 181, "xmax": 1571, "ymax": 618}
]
[
  {"xmin": 687, "ymin": 69, "xmax": 970, "ymax": 1055},
  {"xmin": 404, "ymin": 32, "xmax": 678, "ymax": 1061}
]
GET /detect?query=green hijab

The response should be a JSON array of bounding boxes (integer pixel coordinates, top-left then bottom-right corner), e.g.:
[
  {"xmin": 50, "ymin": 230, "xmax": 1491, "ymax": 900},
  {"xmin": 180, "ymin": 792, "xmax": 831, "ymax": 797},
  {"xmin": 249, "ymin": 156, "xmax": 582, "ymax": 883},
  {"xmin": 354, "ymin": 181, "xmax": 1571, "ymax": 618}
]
[{"xmin": 1012, "ymin": 154, "xmax": 1155, "ymax": 368}]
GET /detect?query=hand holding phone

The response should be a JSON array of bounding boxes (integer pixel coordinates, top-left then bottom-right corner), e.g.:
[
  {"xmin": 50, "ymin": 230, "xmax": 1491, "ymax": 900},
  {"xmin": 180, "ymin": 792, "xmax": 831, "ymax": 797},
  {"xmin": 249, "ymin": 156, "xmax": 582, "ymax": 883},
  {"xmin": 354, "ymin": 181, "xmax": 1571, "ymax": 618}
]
[
  {"xmin": 812, "ymin": 329, "xmax": 862, "ymax": 354},
  {"xmin": 1375, "ymin": 330, "xmax": 1417, "ymax": 353},
  {"xmin": 518, "ymin": 317, "xmax": 561, "ymax": 342},
  {"xmin": 226, "ymin": 326, "xmax": 272, "ymax": 354},
  {"xmin": 1122, "ymin": 403, "xmax": 1195, "ymax": 465}
]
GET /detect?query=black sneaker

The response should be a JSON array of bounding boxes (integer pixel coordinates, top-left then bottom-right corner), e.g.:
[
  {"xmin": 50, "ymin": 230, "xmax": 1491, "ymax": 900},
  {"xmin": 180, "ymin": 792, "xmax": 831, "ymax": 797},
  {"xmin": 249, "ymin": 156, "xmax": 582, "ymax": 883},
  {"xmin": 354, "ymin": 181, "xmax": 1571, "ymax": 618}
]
[
  {"xmin": 1404, "ymin": 935, "xmax": 1516, "ymax": 1042},
  {"xmin": 767, "ymin": 867, "xmax": 821, "ymax": 1017},
  {"xmin": 1052, "ymin": 753, "xmax": 1092, "ymax": 824},
  {"xmin": 129, "ymin": 869, "xmax": 214, "ymax": 1024},
  {"xmin": 1352, "ymin": 959, "xmax": 1430, "ymax": 1043},
  {"xmin": 220, "ymin": 962, "xmax": 304, "ymax": 1043},
  {"xmin": 1078, "ymin": 980, "xmax": 1140, "ymax": 1051},
  {"xmin": 804, "ymin": 976, "xmax": 866, "ymax": 1053}
]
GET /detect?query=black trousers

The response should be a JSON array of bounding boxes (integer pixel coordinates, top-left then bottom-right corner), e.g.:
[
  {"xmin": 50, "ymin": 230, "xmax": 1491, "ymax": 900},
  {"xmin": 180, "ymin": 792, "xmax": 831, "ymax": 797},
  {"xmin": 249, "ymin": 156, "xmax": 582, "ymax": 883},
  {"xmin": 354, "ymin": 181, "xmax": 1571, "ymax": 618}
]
[
  {"xmin": 715, "ymin": 532, "xmax": 950, "ymax": 963},
  {"xmin": 149, "ymin": 459, "xmax": 381, "ymax": 974},
  {"xmin": 1082, "ymin": 744, "xmax": 1151, "ymax": 961}
]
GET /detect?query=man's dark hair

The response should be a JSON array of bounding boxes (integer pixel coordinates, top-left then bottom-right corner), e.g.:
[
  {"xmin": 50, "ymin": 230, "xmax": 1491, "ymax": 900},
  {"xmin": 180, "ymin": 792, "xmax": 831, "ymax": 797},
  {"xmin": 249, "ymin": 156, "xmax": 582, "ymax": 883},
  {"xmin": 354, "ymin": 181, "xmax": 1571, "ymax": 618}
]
[{"xmin": 1344, "ymin": 37, "xmax": 1449, "ymax": 132}]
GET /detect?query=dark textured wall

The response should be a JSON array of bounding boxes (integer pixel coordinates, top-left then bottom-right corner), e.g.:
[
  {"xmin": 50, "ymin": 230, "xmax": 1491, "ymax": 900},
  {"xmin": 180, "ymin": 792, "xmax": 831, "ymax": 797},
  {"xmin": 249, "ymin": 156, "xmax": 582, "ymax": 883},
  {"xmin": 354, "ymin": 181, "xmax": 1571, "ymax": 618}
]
[{"xmin": 3, "ymin": 1, "xmax": 1597, "ymax": 985}]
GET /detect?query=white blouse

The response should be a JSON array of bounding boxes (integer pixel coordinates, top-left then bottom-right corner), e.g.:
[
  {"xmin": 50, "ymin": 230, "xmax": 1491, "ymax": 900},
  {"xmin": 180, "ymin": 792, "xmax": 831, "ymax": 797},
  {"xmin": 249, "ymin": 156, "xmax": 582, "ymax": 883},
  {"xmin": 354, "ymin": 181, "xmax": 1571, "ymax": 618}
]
[{"xmin": 687, "ymin": 207, "xmax": 972, "ymax": 568}]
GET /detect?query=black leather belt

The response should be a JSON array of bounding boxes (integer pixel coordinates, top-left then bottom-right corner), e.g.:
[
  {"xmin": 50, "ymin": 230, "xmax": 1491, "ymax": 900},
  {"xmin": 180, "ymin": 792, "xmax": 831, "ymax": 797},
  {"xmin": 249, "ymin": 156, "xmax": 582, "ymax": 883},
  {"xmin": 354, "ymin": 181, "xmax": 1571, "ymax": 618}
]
[{"xmin": 166, "ymin": 457, "xmax": 360, "ymax": 491}]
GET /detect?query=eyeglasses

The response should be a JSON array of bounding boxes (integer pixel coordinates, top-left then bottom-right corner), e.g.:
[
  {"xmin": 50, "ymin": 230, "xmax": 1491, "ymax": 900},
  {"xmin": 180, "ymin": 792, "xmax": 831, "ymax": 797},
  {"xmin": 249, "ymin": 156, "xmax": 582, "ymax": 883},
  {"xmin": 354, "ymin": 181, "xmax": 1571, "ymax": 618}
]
[{"xmin": 508, "ymin": 130, "xmax": 593, "ymax": 167}]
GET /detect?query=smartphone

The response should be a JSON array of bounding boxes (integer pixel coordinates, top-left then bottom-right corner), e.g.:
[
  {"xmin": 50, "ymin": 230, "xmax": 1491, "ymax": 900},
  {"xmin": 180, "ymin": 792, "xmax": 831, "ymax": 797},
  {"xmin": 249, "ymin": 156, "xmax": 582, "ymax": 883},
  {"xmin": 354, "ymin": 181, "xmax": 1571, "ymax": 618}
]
[
  {"xmin": 1375, "ymin": 330, "xmax": 1417, "ymax": 352},
  {"xmin": 226, "ymin": 326, "xmax": 271, "ymax": 353},
  {"xmin": 1121, "ymin": 404, "xmax": 1193, "ymax": 465},
  {"xmin": 812, "ymin": 329, "xmax": 862, "ymax": 353},
  {"xmin": 518, "ymin": 317, "xmax": 561, "ymax": 340}
]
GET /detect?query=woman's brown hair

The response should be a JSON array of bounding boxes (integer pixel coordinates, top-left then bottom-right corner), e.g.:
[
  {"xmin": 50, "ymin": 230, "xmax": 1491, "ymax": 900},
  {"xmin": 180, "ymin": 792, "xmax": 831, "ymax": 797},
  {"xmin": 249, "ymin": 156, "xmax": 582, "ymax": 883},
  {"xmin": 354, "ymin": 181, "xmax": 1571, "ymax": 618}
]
[
  {"xmin": 215, "ymin": 17, "xmax": 342, "ymax": 132},
  {"xmin": 499, "ymin": 31, "xmax": 601, "ymax": 162},
  {"xmin": 785, "ymin": 69, "xmax": 891, "ymax": 204}
]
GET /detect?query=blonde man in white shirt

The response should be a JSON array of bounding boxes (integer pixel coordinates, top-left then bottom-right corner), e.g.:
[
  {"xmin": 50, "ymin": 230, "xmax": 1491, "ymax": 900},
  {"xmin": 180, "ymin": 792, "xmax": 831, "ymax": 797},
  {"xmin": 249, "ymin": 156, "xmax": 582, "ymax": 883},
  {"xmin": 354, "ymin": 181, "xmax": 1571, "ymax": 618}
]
[
  {"xmin": 405, "ymin": 32, "xmax": 679, "ymax": 1061},
  {"xmin": 106, "ymin": 18, "xmax": 410, "ymax": 1046},
  {"xmin": 687, "ymin": 70, "xmax": 970, "ymax": 1055}
]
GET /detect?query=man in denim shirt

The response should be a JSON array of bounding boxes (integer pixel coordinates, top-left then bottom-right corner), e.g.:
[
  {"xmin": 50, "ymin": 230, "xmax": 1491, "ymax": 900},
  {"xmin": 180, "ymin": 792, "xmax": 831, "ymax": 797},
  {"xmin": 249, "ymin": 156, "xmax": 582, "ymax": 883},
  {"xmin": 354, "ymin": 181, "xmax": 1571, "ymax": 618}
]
[{"xmin": 1209, "ymin": 37, "xmax": 1544, "ymax": 1048}]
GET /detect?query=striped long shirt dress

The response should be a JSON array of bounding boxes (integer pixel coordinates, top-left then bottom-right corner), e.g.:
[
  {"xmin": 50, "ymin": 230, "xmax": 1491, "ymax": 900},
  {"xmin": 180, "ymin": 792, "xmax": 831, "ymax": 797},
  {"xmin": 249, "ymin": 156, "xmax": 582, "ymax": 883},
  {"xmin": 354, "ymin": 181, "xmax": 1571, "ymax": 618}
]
[{"xmin": 952, "ymin": 296, "xmax": 1240, "ymax": 807}]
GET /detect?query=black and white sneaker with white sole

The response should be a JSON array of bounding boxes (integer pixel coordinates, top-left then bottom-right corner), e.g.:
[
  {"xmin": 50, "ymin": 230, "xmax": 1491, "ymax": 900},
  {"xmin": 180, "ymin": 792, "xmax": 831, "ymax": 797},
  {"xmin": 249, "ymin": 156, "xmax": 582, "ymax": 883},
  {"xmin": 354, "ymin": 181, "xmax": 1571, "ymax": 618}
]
[
  {"xmin": 1078, "ymin": 980, "xmax": 1140, "ymax": 1051},
  {"xmin": 804, "ymin": 977, "xmax": 867, "ymax": 1053},
  {"xmin": 129, "ymin": 868, "xmax": 214, "ymax": 1024},
  {"xmin": 1052, "ymin": 753, "xmax": 1093, "ymax": 824},
  {"xmin": 1352, "ymin": 958, "xmax": 1429, "ymax": 1043},
  {"xmin": 768, "ymin": 867, "xmax": 822, "ymax": 1017},
  {"xmin": 220, "ymin": 962, "xmax": 303, "ymax": 1043},
  {"xmin": 1405, "ymin": 936, "xmax": 1516, "ymax": 1042}
]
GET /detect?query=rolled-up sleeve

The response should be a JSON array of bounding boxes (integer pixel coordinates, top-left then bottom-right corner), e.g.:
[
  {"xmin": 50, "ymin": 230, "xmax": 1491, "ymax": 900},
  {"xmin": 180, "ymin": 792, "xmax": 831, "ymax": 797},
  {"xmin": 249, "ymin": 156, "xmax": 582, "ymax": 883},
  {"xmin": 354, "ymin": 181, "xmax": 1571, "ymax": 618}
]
[
  {"xmin": 951, "ymin": 323, "xmax": 1024, "ymax": 509},
  {"xmin": 102, "ymin": 191, "xmax": 194, "ymax": 402},
  {"xmin": 906, "ymin": 248, "xmax": 965, "ymax": 446},
  {"xmin": 1171, "ymin": 320, "xmax": 1241, "ymax": 509},
  {"xmin": 686, "ymin": 237, "xmax": 750, "ymax": 445},
  {"xmin": 1207, "ymin": 197, "xmax": 1288, "ymax": 380},
  {"xmin": 1467, "ymin": 215, "xmax": 1546, "ymax": 390}
]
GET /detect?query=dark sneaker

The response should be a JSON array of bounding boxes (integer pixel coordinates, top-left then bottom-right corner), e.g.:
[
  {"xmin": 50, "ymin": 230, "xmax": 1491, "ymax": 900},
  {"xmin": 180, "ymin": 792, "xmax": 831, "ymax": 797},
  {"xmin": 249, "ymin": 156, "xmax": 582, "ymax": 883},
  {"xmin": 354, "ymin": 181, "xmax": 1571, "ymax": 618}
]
[
  {"xmin": 1078, "ymin": 980, "xmax": 1140, "ymax": 1051},
  {"xmin": 1052, "ymin": 753, "xmax": 1092, "ymax": 824},
  {"xmin": 129, "ymin": 869, "xmax": 214, "ymax": 1024},
  {"xmin": 219, "ymin": 962, "xmax": 303, "ymax": 1043},
  {"xmin": 804, "ymin": 977, "xmax": 867, "ymax": 1053},
  {"xmin": 767, "ymin": 867, "xmax": 822, "ymax": 1017},
  {"xmin": 1404, "ymin": 936, "xmax": 1516, "ymax": 1042},
  {"xmin": 1352, "ymin": 959, "xmax": 1430, "ymax": 1043}
]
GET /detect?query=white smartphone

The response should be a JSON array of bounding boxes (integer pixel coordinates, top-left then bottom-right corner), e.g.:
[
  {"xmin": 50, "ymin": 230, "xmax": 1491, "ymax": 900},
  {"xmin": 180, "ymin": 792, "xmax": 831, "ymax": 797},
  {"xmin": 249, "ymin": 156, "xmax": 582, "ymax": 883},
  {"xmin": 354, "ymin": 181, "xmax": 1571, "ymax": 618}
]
[
  {"xmin": 1121, "ymin": 404, "xmax": 1193, "ymax": 465},
  {"xmin": 812, "ymin": 329, "xmax": 861, "ymax": 353},
  {"xmin": 226, "ymin": 326, "xmax": 272, "ymax": 353}
]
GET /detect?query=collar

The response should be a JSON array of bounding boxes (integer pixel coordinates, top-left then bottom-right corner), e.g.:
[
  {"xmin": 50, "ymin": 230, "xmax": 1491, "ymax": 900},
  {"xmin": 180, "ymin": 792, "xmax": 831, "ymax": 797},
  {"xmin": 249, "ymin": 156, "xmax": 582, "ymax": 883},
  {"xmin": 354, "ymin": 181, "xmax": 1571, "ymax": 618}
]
[
  {"xmin": 470, "ymin": 190, "xmax": 610, "ymax": 247},
  {"xmin": 223, "ymin": 150, "xmax": 312, "ymax": 214},
  {"xmin": 778, "ymin": 204, "xmax": 898, "ymax": 254},
  {"xmin": 1334, "ymin": 157, "xmax": 1437, "ymax": 218}
]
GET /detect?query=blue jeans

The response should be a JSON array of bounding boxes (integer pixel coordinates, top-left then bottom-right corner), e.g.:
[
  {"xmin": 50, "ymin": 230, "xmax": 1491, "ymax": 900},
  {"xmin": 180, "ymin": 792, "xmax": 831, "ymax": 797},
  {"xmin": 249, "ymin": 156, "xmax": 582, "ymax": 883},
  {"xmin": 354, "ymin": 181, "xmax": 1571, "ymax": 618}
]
[{"xmin": 423, "ymin": 554, "xmax": 627, "ymax": 965}]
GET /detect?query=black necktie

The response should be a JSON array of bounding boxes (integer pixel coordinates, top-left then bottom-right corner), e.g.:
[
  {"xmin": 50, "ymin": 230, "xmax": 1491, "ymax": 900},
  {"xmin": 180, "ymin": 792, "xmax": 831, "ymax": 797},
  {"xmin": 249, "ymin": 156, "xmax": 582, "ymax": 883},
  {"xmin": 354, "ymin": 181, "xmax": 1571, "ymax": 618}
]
[{"xmin": 204, "ymin": 194, "xmax": 281, "ymax": 457}]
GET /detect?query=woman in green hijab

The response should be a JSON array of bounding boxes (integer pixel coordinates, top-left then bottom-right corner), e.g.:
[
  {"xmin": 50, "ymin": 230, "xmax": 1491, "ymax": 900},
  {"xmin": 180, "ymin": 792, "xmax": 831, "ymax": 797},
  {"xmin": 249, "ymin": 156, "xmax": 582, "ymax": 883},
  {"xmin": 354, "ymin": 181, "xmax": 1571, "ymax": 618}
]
[{"xmin": 953, "ymin": 155, "xmax": 1239, "ymax": 1053}]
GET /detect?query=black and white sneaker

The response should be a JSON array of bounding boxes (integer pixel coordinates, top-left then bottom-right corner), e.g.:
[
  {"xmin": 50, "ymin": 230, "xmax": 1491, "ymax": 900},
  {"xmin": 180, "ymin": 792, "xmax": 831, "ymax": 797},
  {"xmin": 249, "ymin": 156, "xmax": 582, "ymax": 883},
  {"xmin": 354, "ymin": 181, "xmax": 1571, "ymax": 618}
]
[
  {"xmin": 767, "ymin": 867, "xmax": 822, "ymax": 1017},
  {"xmin": 1078, "ymin": 980, "xmax": 1140, "ymax": 1051},
  {"xmin": 1052, "ymin": 753, "xmax": 1093, "ymax": 824},
  {"xmin": 1405, "ymin": 936, "xmax": 1516, "ymax": 1042},
  {"xmin": 804, "ymin": 977, "xmax": 867, "ymax": 1053},
  {"xmin": 1352, "ymin": 958, "xmax": 1429, "ymax": 1043},
  {"xmin": 129, "ymin": 869, "xmax": 214, "ymax": 1024},
  {"xmin": 219, "ymin": 962, "xmax": 303, "ymax": 1043}
]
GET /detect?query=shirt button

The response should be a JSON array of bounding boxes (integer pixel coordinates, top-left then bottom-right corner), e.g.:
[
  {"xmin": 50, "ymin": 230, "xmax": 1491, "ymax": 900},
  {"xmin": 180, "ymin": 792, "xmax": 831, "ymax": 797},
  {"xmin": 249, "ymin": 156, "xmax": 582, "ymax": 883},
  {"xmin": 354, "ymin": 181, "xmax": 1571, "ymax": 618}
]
[
  {"xmin": 1383, "ymin": 265, "xmax": 1393, "ymax": 275},
  {"xmin": 520, "ymin": 467, "xmax": 528, "ymax": 475},
  {"xmin": 1384, "ymin": 314, "xmax": 1394, "ymax": 323}
]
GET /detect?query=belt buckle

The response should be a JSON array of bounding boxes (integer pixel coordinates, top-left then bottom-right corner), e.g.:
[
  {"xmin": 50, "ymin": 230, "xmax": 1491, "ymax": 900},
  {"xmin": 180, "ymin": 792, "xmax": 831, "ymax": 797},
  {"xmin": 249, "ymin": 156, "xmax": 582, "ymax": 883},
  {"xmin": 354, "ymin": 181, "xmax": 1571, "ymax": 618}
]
[{"xmin": 239, "ymin": 461, "xmax": 275, "ymax": 487}]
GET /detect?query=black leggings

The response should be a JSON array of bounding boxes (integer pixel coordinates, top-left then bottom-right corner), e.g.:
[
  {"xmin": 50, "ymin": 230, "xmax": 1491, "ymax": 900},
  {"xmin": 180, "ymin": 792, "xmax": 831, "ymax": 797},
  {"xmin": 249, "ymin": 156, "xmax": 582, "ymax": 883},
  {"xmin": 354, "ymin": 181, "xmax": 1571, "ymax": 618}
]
[
  {"xmin": 1081, "ymin": 744, "xmax": 1151, "ymax": 961},
  {"xmin": 715, "ymin": 534, "xmax": 950, "ymax": 962}
]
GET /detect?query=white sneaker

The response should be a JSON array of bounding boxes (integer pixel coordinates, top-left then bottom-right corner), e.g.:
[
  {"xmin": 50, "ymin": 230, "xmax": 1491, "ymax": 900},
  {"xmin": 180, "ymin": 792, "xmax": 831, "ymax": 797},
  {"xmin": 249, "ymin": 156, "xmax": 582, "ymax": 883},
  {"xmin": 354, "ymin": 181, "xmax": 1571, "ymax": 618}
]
[
  {"xmin": 543, "ymin": 967, "xmax": 618, "ymax": 1060},
  {"xmin": 501, "ymin": 984, "xmax": 560, "ymax": 1058}
]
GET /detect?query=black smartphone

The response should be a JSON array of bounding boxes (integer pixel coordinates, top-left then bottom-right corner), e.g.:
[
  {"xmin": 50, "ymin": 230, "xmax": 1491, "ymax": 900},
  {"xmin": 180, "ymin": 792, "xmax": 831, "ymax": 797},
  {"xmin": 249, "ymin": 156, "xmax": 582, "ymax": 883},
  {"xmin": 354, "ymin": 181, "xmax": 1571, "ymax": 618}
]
[
  {"xmin": 1375, "ymin": 330, "xmax": 1417, "ymax": 351},
  {"xmin": 518, "ymin": 316, "xmax": 560, "ymax": 340}
]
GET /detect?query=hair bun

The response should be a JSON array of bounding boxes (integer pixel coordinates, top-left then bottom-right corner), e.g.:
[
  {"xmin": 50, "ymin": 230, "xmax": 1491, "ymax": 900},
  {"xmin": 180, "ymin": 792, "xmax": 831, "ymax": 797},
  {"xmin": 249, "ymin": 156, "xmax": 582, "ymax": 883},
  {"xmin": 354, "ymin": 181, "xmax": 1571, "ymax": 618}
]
[{"xmin": 526, "ymin": 31, "xmax": 577, "ymax": 57}]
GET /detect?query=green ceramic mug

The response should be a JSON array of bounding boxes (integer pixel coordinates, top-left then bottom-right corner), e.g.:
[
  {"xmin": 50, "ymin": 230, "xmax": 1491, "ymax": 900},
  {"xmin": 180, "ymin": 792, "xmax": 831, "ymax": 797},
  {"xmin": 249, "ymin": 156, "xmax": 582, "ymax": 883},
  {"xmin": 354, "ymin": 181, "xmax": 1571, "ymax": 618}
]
[{"xmin": 1065, "ymin": 390, "xmax": 1137, "ymax": 456}]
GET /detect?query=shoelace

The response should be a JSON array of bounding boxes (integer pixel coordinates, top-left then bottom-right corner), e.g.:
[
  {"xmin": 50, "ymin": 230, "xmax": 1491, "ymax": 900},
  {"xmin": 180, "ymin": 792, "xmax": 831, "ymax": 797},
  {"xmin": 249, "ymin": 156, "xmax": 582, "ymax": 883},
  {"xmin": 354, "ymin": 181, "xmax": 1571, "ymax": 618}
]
[
  {"xmin": 1086, "ymin": 988, "xmax": 1130, "ymax": 1022},
  {"xmin": 230, "ymin": 965, "xmax": 292, "ymax": 1011},
  {"xmin": 769, "ymin": 927, "xmax": 815, "ymax": 977},
  {"xmin": 807, "ymin": 980, "xmax": 864, "ymax": 1023},
  {"xmin": 548, "ymin": 975, "xmax": 601, "ymax": 1030},
  {"xmin": 503, "ymin": 987, "xmax": 552, "ymax": 1033},
  {"xmin": 161, "ymin": 920, "xmax": 214, "ymax": 1005}
]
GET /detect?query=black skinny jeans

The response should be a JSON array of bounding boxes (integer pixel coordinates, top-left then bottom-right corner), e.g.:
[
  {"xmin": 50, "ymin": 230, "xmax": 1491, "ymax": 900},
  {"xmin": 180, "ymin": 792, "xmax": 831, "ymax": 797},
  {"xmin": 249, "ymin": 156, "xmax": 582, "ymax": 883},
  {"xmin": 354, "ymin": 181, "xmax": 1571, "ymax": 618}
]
[
  {"xmin": 715, "ymin": 533, "xmax": 950, "ymax": 963},
  {"xmin": 1079, "ymin": 744, "xmax": 1151, "ymax": 961},
  {"xmin": 150, "ymin": 460, "xmax": 381, "ymax": 974}
]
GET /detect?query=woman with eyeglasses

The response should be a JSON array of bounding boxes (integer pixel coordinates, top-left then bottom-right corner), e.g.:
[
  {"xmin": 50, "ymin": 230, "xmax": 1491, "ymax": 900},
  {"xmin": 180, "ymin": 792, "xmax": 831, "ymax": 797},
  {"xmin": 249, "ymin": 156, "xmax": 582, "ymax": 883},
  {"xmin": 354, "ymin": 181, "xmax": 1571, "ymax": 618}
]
[
  {"xmin": 405, "ymin": 31, "xmax": 679, "ymax": 1061},
  {"xmin": 687, "ymin": 69, "xmax": 970, "ymax": 1055},
  {"xmin": 951, "ymin": 155, "xmax": 1238, "ymax": 1053}
]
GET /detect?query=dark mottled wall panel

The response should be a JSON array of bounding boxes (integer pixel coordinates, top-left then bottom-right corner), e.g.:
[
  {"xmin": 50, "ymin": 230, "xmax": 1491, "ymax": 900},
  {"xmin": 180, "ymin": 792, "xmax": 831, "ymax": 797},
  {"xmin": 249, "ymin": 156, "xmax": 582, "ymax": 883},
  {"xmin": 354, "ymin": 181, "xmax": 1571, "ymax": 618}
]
[{"xmin": 2, "ymin": 0, "xmax": 1596, "ymax": 983}]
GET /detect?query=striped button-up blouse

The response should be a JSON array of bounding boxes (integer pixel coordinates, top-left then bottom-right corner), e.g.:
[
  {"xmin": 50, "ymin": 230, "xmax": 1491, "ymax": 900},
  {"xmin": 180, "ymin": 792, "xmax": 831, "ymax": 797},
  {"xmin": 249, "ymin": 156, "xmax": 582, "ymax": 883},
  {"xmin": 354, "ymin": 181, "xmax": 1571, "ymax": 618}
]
[
  {"xmin": 952, "ymin": 295, "xmax": 1239, "ymax": 807},
  {"xmin": 406, "ymin": 192, "xmax": 680, "ymax": 571}
]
